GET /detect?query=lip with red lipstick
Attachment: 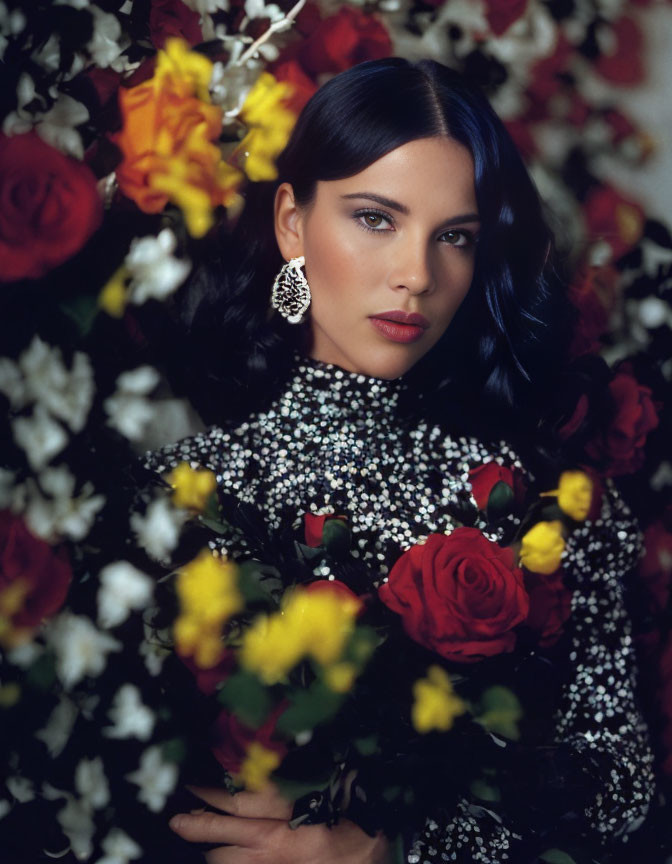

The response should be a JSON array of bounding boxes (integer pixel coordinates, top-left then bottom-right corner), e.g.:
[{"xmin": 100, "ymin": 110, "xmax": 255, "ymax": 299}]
[{"xmin": 369, "ymin": 310, "xmax": 430, "ymax": 344}]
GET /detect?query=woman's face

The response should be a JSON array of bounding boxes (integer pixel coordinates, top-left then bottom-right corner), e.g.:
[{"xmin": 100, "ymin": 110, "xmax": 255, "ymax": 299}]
[{"xmin": 274, "ymin": 136, "xmax": 480, "ymax": 379}]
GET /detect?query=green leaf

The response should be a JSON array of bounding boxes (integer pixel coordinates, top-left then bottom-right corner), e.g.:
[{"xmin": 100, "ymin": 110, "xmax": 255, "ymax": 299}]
[
  {"xmin": 275, "ymin": 683, "xmax": 343, "ymax": 736},
  {"xmin": 353, "ymin": 735, "xmax": 379, "ymax": 756},
  {"xmin": 217, "ymin": 670, "xmax": 273, "ymax": 728},
  {"xmin": 26, "ymin": 653, "xmax": 57, "ymax": 691},
  {"xmin": 539, "ymin": 850, "xmax": 578, "ymax": 864},
  {"xmin": 475, "ymin": 686, "xmax": 522, "ymax": 741},
  {"xmin": 59, "ymin": 293, "xmax": 99, "ymax": 337},
  {"xmin": 322, "ymin": 518, "xmax": 351, "ymax": 558},
  {"xmin": 486, "ymin": 480, "xmax": 515, "ymax": 522},
  {"xmin": 469, "ymin": 779, "xmax": 501, "ymax": 801},
  {"xmin": 273, "ymin": 776, "xmax": 331, "ymax": 802},
  {"xmin": 237, "ymin": 562, "xmax": 283, "ymax": 605},
  {"xmin": 161, "ymin": 737, "xmax": 187, "ymax": 763}
]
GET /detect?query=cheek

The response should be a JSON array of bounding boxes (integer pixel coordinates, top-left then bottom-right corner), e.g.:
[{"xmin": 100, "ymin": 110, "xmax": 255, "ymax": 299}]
[{"xmin": 304, "ymin": 221, "xmax": 379, "ymax": 305}]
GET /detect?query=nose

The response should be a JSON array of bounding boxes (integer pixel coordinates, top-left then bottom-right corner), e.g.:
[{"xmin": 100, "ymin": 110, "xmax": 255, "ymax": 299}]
[{"xmin": 390, "ymin": 236, "xmax": 434, "ymax": 295}]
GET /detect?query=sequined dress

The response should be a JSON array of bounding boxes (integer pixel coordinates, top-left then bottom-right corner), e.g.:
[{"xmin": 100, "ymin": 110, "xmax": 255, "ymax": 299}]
[{"xmin": 145, "ymin": 352, "xmax": 656, "ymax": 863}]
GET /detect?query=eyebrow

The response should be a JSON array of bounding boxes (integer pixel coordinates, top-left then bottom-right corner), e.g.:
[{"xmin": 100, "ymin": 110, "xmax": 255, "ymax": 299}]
[{"xmin": 340, "ymin": 192, "xmax": 480, "ymax": 224}]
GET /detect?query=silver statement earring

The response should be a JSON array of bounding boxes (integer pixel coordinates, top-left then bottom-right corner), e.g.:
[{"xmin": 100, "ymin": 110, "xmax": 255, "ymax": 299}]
[{"xmin": 271, "ymin": 256, "xmax": 311, "ymax": 324}]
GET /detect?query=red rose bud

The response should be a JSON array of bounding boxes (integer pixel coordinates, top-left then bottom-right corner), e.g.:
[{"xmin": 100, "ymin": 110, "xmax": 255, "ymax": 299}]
[
  {"xmin": 0, "ymin": 133, "xmax": 103, "ymax": 282},
  {"xmin": 303, "ymin": 512, "xmax": 347, "ymax": 548},
  {"xmin": 0, "ymin": 511, "xmax": 71, "ymax": 632},
  {"xmin": 379, "ymin": 529, "xmax": 529, "ymax": 664},
  {"xmin": 211, "ymin": 703, "xmax": 288, "ymax": 774}
]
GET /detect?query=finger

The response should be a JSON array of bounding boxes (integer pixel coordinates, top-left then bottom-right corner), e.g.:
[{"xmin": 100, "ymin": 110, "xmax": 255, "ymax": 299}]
[
  {"xmin": 187, "ymin": 784, "xmax": 293, "ymax": 820},
  {"xmin": 204, "ymin": 847, "xmax": 250, "ymax": 864},
  {"xmin": 169, "ymin": 811, "xmax": 279, "ymax": 847}
]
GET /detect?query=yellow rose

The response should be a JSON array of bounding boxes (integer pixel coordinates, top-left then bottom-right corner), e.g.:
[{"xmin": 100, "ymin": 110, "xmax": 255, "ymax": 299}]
[
  {"xmin": 519, "ymin": 520, "xmax": 565, "ymax": 575},
  {"xmin": 236, "ymin": 742, "xmax": 282, "ymax": 792},
  {"xmin": 540, "ymin": 471, "xmax": 594, "ymax": 521},
  {"xmin": 166, "ymin": 462, "xmax": 217, "ymax": 511},
  {"xmin": 412, "ymin": 665, "xmax": 466, "ymax": 734}
]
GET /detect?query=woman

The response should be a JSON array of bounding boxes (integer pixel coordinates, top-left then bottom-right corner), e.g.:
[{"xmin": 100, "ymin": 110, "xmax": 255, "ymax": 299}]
[{"xmin": 145, "ymin": 57, "xmax": 655, "ymax": 863}]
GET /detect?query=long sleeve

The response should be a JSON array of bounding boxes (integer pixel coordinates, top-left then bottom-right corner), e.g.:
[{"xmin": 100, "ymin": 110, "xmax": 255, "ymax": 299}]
[{"xmin": 405, "ymin": 477, "xmax": 656, "ymax": 863}]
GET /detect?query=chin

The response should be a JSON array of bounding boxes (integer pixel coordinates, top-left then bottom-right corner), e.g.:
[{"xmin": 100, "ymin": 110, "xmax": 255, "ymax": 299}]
[{"xmin": 355, "ymin": 346, "xmax": 425, "ymax": 380}]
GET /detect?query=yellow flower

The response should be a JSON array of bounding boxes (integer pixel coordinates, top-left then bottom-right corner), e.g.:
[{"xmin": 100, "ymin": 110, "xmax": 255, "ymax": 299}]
[
  {"xmin": 412, "ymin": 665, "xmax": 467, "ymax": 734},
  {"xmin": 99, "ymin": 265, "xmax": 130, "ymax": 317},
  {"xmin": 519, "ymin": 520, "xmax": 565, "ymax": 575},
  {"xmin": 282, "ymin": 588, "xmax": 359, "ymax": 667},
  {"xmin": 238, "ymin": 73, "xmax": 297, "ymax": 182},
  {"xmin": 236, "ymin": 742, "xmax": 282, "ymax": 791},
  {"xmin": 540, "ymin": 471, "xmax": 594, "ymax": 521},
  {"xmin": 155, "ymin": 37, "xmax": 214, "ymax": 102},
  {"xmin": 166, "ymin": 462, "xmax": 217, "ymax": 511},
  {"xmin": 239, "ymin": 612, "xmax": 304, "ymax": 685},
  {"xmin": 324, "ymin": 662, "xmax": 357, "ymax": 693},
  {"xmin": 174, "ymin": 550, "xmax": 243, "ymax": 666}
]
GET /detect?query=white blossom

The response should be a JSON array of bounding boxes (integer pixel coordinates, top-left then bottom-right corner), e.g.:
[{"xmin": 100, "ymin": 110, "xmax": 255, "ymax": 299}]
[
  {"xmin": 13, "ymin": 405, "xmax": 68, "ymax": 471},
  {"xmin": 245, "ymin": 0, "xmax": 284, "ymax": 22},
  {"xmin": 130, "ymin": 497, "xmax": 185, "ymax": 562},
  {"xmin": 19, "ymin": 337, "xmax": 95, "ymax": 433},
  {"xmin": 57, "ymin": 795, "xmax": 96, "ymax": 861},
  {"xmin": 47, "ymin": 613, "xmax": 122, "ymax": 689},
  {"xmin": 125, "ymin": 229, "xmax": 191, "ymax": 305},
  {"xmin": 75, "ymin": 757, "xmax": 110, "ymax": 810},
  {"xmin": 6, "ymin": 776, "xmax": 34, "ymax": 803},
  {"xmin": 96, "ymin": 828, "xmax": 142, "ymax": 864},
  {"xmin": 104, "ymin": 366, "xmax": 160, "ymax": 442},
  {"xmin": 87, "ymin": 6, "xmax": 125, "ymax": 69},
  {"xmin": 488, "ymin": 3, "xmax": 557, "ymax": 66},
  {"xmin": 183, "ymin": 0, "xmax": 230, "ymax": 14},
  {"xmin": 0, "ymin": 799, "xmax": 10, "ymax": 820},
  {"xmin": 126, "ymin": 747, "xmax": 178, "ymax": 813},
  {"xmin": 98, "ymin": 562, "xmax": 154, "ymax": 628},
  {"xmin": 36, "ymin": 697, "xmax": 79, "ymax": 758},
  {"xmin": 24, "ymin": 466, "xmax": 105, "ymax": 542},
  {"xmin": 0, "ymin": 358, "xmax": 25, "ymax": 408},
  {"xmin": 104, "ymin": 684, "xmax": 155, "ymax": 741}
]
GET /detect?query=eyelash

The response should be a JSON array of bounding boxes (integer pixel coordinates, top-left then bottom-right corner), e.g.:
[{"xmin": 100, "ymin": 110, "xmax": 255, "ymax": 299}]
[{"xmin": 352, "ymin": 208, "xmax": 478, "ymax": 249}]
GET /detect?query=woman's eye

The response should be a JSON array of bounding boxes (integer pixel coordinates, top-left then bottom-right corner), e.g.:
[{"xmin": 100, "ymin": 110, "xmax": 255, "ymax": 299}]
[
  {"xmin": 354, "ymin": 210, "xmax": 393, "ymax": 232},
  {"xmin": 441, "ymin": 230, "xmax": 473, "ymax": 247}
]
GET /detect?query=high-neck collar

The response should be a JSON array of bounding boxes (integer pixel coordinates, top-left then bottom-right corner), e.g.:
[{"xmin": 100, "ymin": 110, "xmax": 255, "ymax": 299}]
[{"xmin": 275, "ymin": 351, "xmax": 409, "ymax": 429}]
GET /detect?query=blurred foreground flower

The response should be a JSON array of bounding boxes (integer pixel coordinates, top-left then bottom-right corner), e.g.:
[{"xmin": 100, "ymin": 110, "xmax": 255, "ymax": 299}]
[
  {"xmin": 166, "ymin": 461, "xmax": 217, "ymax": 511},
  {"xmin": 174, "ymin": 549, "xmax": 243, "ymax": 667},
  {"xmin": 236, "ymin": 72, "xmax": 296, "ymax": 181},
  {"xmin": 540, "ymin": 471, "xmax": 594, "ymax": 521},
  {"xmin": 519, "ymin": 520, "xmax": 565, "ymax": 575},
  {"xmin": 412, "ymin": 665, "xmax": 467, "ymax": 734},
  {"xmin": 114, "ymin": 38, "xmax": 243, "ymax": 237}
]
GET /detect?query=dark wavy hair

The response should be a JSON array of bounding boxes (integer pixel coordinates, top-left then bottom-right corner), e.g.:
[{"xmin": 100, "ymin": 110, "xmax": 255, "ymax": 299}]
[{"xmin": 153, "ymin": 56, "xmax": 577, "ymax": 467}]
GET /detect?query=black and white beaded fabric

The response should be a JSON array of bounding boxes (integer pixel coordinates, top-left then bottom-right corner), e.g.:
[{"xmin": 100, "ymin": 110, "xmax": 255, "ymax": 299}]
[{"xmin": 144, "ymin": 352, "xmax": 656, "ymax": 863}]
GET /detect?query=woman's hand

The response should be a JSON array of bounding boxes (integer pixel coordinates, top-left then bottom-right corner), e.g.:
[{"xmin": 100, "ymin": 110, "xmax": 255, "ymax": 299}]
[{"xmin": 169, "ymin": 783, "xmax": 393, "ymax": 864}]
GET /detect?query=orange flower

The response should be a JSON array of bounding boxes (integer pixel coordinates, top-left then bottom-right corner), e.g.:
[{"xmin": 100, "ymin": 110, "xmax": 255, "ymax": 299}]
[{"xmin": 113, "ymin": 38, "xmax": 242, "ymax": 237}]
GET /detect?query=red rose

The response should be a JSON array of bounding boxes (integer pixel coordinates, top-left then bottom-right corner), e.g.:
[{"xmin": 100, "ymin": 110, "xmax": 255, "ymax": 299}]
[
  {"xmin": 149, "ymin": 0, "xmax": 203, "ymax": 49},
  {"xmin": 0, "ymin": 133, "xmax": 102, "ymax": 283},
  {"xmin": 0, "ymin": 510, "xmax": 71, "ymax": 631},
  {"xmin": 583, "ymin": 185, "xmax": 644, "ymax": 261},
  {"xmin": 595, "ymin": 17, "xmax": 644, "ymax": 86},
  {"xmin": 270, "ymin": 58, "xmax": 318, "ymax": 115},
  {"xmin": 281, "ymin": 6, "xmax": 392, "ymax": 80},
  {"xmin": 484, "ymin": 0, "xmax": 528, "ymax": 36},
  {"xmin": 468, "ymin": 462, "xmax": 527, "ymax": 512},
  {"xmin": 379, "ymin": 529, "xmax": 529, "ymax": 663},
  {"xmin": 180, "ymin": 648, "xmax": 237, "ymax": 695},
  {"xmin": 303, "ymin": 512, "xmax": 347, "ymax": 547},
  {"xmin": 585, "ymin": 368, "xmax": 659, "ymax": 476},
  {"xmin": 567, "ymin": 265, "xmax": 619, "ymax": 358},
  {"xmin": 211, "ymin": 703, "xmax": 288, "ymax": 774},
  {"xmin": 523, "ymin": 569, "xmax": 573, "ymax": 648},
  {"xmin": 305, "ymin": 578, "xmax": 366, "ymax": 615},
  {"xmin": 639, "ymin": 519, "xmax": 672, "ymax": 614}
]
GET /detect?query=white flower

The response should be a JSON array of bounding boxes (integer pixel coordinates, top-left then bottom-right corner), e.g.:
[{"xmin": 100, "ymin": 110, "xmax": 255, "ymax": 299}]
[
  {"xmin": 130, "ymin": 497, "xmax": 185, "ymax": 562},
  {"xmin": 183, "ymin": 0, "xmax": 230, "ymax": 14},
  {"xmin": 32, "ymin": 33, "xmax": 61, "ymax": 73},
  {"xmin": 13, "ymin": 405, "xmax": 68, "ymax": 470},
  {"xmin": 126, "ymin": 747, "xmax": 178, "ymax": 813},
  {"xmin": 24, "ymin": 467, "xmax": 105, "ymax": 542},
  {"xmin": 0, "ymin": 799, "xmax": 10, "ymax": 820},
  {"xmin": 6, "ymin": 776, "xmax": 34, "ymax": 803},
  {"xmin": 75, "ymin": 757, "xmax": 110, "ymax": 809},
  {"xmin": 96, "ymin": 828, "xmax": 142, "ymax": 864},
  {"xmin": 244, "ymin": 0, "xmax": 284, "ymax": 22},
  {"xmin": 0, "ymin": 358, "xmax": 25, "ymax": 408},
  {"xmin": 87, "ymin": 6, "xmax": 125, "ymax": 69},
  {"xmin": 57, "ymin": 796, "xmax": 95, "ymax": 861},
  {"xmin": 36, "ymin": 697, "xmax": 79, "ymax": 758},
  {"xmin": 98, "ymin": 562, "xmax": 154, "ymax": 628},
  {"xmin": 139, "ymin": 621, "xmax": 171, "ymax": 676},
  {"xmin": 125, "ymin": 229, "xmax": 191, "ymax": 305},
  {"xmin": 47, "ymin": 613, "xmax": 122, "ymax": 689},
  {"xmin": 19, "ymin": 337, "xmax": 94, "ymax": 433},
  {"xmin": 104, "ymin": 684, "xmax": 155, "ymax": 741},
  {"xmin": 488, "ymin": 3, "xmax": 557, "ymax": 66},
  {"xmin": 37, "ymin": 92, "xmax": 89, "ymax": 158},
  {"xmin": 104, "ymin": 366, "xmax": 160, "ymax": 442}
]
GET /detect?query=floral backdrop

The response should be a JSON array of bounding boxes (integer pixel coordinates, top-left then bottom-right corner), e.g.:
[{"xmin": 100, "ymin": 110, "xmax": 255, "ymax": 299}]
[{"xmin": 1, "ymin": 0, "xmax": 671, "ymax": 862}]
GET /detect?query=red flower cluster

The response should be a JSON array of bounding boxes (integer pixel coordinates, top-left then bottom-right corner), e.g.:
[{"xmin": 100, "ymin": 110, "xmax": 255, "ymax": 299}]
[
  {"xmin": 211, "ymin": 703, "xmax": 288, "ymax": 774},
  {"xmin": 0, "ymin": 510, "xmax": 71, "ymax": 634},
  {"xmin": 0, "ymin": 133, "xmax": 103, "ymax": 283}
]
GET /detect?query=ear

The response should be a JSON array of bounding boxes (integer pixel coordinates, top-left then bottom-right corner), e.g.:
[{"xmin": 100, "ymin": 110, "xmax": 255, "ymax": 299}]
[{"xmin": 274, "ymin": 182, "xmax": 305, "ymax": 262}]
